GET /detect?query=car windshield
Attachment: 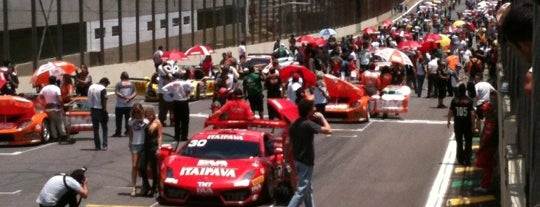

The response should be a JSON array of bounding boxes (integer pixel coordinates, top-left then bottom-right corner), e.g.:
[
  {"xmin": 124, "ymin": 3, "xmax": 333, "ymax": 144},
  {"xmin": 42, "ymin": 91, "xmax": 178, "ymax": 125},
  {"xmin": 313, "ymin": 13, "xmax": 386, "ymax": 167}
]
[{"xmin": 180, "ymin": 139, "xmax": 260, "ymax": 159}]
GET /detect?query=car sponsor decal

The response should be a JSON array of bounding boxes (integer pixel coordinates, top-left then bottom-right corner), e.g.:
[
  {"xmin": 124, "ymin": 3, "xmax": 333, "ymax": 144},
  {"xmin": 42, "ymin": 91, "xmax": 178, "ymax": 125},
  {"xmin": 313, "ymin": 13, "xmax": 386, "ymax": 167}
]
[
  {"xmin": 206, "ymin": 134, "xmax": 244, "ymax": 140},
  {"xmin": 197, "ymin": 181, "xmax": 213, "ymax": 187},
  {"xmin": 251, "ymin": 184, "xmax": 262, "ymax": 193},
  {"xmin": 252, "ymin": 175, "xmax": 264, "ymax": 186},
  {"xmin": 197, "ymin": 160, "xmax": 228, "ymax": 167},
  {"xmin": 188, "ymin": 139, "xmax": 207, "ymax": 147},
  {"xmin": 196, "ymin": 187, "xmax": 213, "ymax": 195},
  {"xmin": 0, "ymin": 122, "xmax": 15, "ymax": 129},
  {"xmin": 180, "ymin": 167, "xmax": 236, "ymax": 177},
  {"xmin": 164, "ymin": 177, "xmax": 178, "ymax": 184}
]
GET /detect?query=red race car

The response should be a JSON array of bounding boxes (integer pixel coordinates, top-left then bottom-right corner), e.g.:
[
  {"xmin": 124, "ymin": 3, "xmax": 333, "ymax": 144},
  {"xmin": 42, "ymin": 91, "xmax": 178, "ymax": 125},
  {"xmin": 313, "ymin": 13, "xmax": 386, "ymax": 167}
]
[
  {"xmin": 157, "ymin": 99, "xmax": 298, "ymax": 206},
  {"xmin": 0, "ymin": 95, "xmax": 50, "ymax": 146}
]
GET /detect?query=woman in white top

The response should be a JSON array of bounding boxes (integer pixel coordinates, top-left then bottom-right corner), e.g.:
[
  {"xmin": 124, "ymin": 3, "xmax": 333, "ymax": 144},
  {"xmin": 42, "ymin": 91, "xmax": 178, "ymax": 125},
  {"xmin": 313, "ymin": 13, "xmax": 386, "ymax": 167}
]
[{"xmin": 128, "ymin": 103, "xmax": 148, "ymax": 196}]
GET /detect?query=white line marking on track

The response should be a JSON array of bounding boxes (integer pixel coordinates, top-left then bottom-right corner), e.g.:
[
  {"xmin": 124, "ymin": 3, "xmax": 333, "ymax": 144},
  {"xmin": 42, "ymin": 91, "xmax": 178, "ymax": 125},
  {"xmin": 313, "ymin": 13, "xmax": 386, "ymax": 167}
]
[
  {"xmin": 150, "ymin": 202, "xmax": 160, "ymax": 207},
  {"xmin": 425, "ymin": 134, "xmax": 456, "ymax": 207},
  {"xmin": 0, "ymin": 190, "xmax": 22, "ymax": 195},
  {"xmin": 370, "ymin": 119, "xmax": 447, "ymax": 125},
  {"xmin": 0, "ymin": 143, "xmax": 54, "ymax": 156}
]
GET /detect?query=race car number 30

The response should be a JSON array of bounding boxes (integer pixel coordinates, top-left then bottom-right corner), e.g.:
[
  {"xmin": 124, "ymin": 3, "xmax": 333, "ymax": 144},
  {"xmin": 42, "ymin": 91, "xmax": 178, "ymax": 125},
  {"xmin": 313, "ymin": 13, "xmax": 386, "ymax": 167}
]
[{"xmin": 188, "ymin": 140, "xmax": 207, "ymax": 147}]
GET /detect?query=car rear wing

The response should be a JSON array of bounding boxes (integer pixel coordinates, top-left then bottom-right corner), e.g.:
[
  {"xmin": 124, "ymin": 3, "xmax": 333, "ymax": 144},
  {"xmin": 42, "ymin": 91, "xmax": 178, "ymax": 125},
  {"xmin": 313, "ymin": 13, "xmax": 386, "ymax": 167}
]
[{"xmin": 203, "ymin": 119, "xmax": 287, "ymax": 129}]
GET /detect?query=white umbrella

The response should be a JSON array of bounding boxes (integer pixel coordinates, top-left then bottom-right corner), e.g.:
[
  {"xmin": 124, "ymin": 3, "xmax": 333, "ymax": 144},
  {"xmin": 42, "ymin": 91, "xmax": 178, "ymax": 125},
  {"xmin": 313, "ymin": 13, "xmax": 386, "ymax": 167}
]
[
  {"xmin": 374, "ymin": 48, "xmax": 413, "ymax": 66},
  {"xmin": 319, "ymin": 28, "xmax": 337, "ymax": 37}
]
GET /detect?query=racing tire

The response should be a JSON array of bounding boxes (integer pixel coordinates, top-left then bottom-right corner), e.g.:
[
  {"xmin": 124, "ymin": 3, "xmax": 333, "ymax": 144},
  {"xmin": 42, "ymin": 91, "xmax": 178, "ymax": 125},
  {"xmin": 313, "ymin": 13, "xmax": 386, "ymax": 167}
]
[
  {"xmin": 261, "ymin": 170, "xmax": 275, "ymax": 204},
  {"xmin": 41, "ymin": 119, "xmax": 51, "ymax": 143}
]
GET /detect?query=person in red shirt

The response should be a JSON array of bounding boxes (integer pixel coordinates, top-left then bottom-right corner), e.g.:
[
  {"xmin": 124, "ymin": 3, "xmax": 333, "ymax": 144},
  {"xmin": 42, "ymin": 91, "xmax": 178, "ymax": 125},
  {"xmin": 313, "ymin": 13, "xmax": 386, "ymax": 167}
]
[
  {"xmin": 200, "ymin": 55, "xmax": 213, "ymax": 76},
  {"xmin": 210, "ymin": 88, "xmax": 255, "ymax": 120},
  {"xmin": 377, "ymin": 66, "xmax": 393, "ymax": 92},
  {"xmin": 361, "ymin": 63, "xmax": 380, "ymax": 96}
]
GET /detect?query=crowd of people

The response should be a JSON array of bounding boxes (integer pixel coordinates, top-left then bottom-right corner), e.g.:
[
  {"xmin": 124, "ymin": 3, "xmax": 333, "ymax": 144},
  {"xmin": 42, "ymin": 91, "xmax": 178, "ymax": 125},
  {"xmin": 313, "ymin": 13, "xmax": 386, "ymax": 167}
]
[{"xmin": 30, "ymin": 0, "xmax": 540, "ymax": 205}]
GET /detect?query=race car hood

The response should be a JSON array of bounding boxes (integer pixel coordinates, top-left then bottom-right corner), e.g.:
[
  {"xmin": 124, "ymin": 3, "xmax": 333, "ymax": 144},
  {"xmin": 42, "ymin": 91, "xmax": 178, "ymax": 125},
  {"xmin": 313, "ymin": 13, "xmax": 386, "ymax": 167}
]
[
  {"xmin": 267, "ymin": 98, "xmax": 299, "ymax": 123},
  {"xmin": 0, "ymin": 95, "xmax": 35, "ymax": 116},
  {"xmin": 324, "ymin": 74, "xmax": 365, "ymax": 103},
  {"xmin": 163, "ymin": 156, "xmax": 263, "ymax": 187}
]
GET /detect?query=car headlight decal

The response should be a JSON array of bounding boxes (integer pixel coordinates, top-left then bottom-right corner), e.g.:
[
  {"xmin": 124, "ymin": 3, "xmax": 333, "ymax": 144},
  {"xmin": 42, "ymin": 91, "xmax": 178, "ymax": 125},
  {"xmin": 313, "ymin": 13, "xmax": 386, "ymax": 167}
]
[
  {"xmin": 233, "ymin": 170, "xmax": 255, "ymax": 187},
  {"xmin": 17, "ymin": 120, "xmax": 31, "ymax": 130}
]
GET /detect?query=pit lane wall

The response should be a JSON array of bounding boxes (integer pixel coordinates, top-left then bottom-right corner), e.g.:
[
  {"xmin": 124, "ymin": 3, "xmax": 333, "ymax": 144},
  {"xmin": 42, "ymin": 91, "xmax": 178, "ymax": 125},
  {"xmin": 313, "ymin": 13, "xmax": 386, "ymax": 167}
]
[{"xmin": 5, "ymin": 0, "xmax": 408, "ymax": 78}]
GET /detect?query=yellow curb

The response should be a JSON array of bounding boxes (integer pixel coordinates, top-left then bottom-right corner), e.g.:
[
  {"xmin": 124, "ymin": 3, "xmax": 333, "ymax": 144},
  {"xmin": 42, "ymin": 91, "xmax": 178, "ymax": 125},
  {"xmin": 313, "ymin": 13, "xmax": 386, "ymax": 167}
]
[{"xmin": 447, "ymin": 195, "xmax": 496, "ymax": 206}]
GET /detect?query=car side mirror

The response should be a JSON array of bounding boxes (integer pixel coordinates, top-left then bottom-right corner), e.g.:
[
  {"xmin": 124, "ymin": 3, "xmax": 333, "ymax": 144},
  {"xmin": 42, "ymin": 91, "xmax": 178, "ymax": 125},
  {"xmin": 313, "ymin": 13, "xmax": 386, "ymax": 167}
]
[{"xmin": 158, "ymin": 144, "xmax": 175, "ymax": 161}]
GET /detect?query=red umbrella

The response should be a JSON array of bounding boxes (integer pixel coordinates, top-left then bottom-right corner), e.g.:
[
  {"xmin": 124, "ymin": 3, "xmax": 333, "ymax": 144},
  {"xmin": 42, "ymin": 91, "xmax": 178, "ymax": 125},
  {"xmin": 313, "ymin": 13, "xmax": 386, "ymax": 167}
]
[
  {"xmin": 397, "ymin": 40, "xmax": 422, "ymax": 51},
  {"xmin": 311, "ymin": 37, "xmax": 327, "ymax": 47},
  {"xmin": 279, "ymin": 65, "xmax": 317, "ymax": 87},
  {"xmin": 31, "ymin": 61, "xmax": 78, "ymax": 87},
  {"xmin": 423, "ymin": 33, "xmax": 442, "ymax": 42},
  {"xmin": 296, "ymin": 35, "xmax": 316, "ymax": 44},
  {"xmin": 185, "ymin": 44, "xmax": 215, "ymax": 56},
  {"xmin": 323, "ymin": 74, "xmax": 364, "ymax": 102},
  {"xmin": 161, "ymin": 50, "xmax": 188, "ymax": 61},
  {"xmin": 381, "ymin": 19, "xmax": 393, "ymax": 27},
  {"xmin": 363, "ymin": 26, "xmax": 377, "ymax": 35},
  {"xmin": 392, "ymin": 30, "xmax": 413, "ymax": 40}
]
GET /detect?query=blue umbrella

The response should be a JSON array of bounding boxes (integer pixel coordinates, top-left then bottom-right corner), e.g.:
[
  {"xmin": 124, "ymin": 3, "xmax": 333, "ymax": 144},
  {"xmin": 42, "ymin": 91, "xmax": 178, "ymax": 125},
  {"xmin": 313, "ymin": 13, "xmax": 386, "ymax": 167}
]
[{"xmin": 319, "ymin": 28, "xmax": 337, "ymax": 37}]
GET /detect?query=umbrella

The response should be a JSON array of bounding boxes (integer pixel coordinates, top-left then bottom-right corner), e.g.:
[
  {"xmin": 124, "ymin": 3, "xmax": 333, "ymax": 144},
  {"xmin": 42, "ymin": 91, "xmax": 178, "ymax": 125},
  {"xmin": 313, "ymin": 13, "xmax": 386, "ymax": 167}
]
[
  {"xmin": 392, "ymin": 30, "xmax": 413, "ymax": 40},
  {"xmin": 296, "ymin": 35, "xmax": 316, "ymax": 44},
  {"xmin": 453, "ymin": 20, "xmax": 476, "ymax": 31},
  {"xmin": 185, "ymin": 44, "xmax": 215, "ymax": 56},
  {"xmin": 423, "ymin": 33, "xmax": 442, "ymax": 42},
  {"xmin": 437, "ymin": 34, "xmax": 451, "ymax": 48},
  {"xmin": 319, "ymin": 28, "xmax": 337, "ymax": 37},
  {"xmin": 279, "ymin": 65, "xmax": 317, "ymax": 87},
  {"xmin": 362, "ymin": 26, "xmax": 378, "ymax": 35},
  {"xmin": 381, "ymin": 19, "xmax": 393, "ymax": 28},
  {"xmin": 374, "ymin": 48, "xmax": 413, "ymax": 66},
  {"xmin": 312, "ymin": 37, "xmax": 327, "ymax": 47},
  {"xmin": 397, "ymin": 40, "xmax": 422, "ymax": 51},
  {"xmin": 161, "ymin": 50, "xmax": 188, "ymax": 61},
  {"xmin": 323, "ymin": 74, "xmax": 364, "ymax": 102},
  {"xmin": 31, "ymin": 61, "xmax": 77, "ymax": 86}
]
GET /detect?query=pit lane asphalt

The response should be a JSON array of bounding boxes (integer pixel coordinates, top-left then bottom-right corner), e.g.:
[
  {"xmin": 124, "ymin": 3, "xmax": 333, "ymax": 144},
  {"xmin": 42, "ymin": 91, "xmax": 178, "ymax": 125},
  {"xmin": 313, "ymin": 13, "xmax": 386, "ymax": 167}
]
[{"xmin": 0, "ymin": 91, "xmax": 453, "ymax": 206}]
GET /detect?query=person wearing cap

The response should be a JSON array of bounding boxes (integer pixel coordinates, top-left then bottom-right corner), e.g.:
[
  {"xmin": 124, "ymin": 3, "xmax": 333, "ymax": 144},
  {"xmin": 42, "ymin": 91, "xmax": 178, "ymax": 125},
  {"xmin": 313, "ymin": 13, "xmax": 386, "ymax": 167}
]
[
  {"xmin": 87, "ymin": 77, "xmax": 111, "ymax": 150},
  {"xmin": 210, "ymin": 88, "xmax": 254, "ymax": 121},
  {"xmin": 36, "ymin": 168, "xmax": 88, "ymax": 207},
  {"xmin": 162, "ymin": 72, "xmax": 194, "ymax": 141},
  {"xmin": 312, "ymin": 71, "xmax": 329, "ymax": 114}
]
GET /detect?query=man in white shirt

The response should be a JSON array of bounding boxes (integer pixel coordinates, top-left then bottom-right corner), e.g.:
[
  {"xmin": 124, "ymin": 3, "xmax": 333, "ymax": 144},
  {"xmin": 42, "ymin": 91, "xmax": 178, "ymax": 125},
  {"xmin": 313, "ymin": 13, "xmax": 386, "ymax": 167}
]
[
  {"xmin": 39, "ymin": 76, "xmax": 72, "ymax": 143},
  {"xmin": 162, "ymin": 72, "xmax": 194, "ymax": 141},
  {"xmin": 286, "ymin": 73, "xmax": 303, "ymax": 104},
  {"xmin": 36, "ymin": 167, "xmax": 88, "ymax": 207},
  {"xmin": 474, "ymin": 74, "xmax": 497, "ymax": 134},
  {"xmin": 427, "ymin": 57, "xmax": 439, "ymax": 98},
  {"xmin": 87, "ymin": 78, "xmax": 110, "ymax": 150},
  {"xmin": 238, "ymin": 40, "xmax": 247, "ymax": 59}
]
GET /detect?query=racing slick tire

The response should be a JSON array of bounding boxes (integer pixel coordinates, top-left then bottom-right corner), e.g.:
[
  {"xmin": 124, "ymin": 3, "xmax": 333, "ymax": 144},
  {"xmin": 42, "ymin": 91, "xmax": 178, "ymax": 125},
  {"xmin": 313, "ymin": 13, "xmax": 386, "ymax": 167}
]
[
  {"xmin": 41, "ymin": 119, "xmax": 51, "ymax": 143},
  {"xmin": 261, "ymin": 170, "xmax": 276, "ymax": 204}
]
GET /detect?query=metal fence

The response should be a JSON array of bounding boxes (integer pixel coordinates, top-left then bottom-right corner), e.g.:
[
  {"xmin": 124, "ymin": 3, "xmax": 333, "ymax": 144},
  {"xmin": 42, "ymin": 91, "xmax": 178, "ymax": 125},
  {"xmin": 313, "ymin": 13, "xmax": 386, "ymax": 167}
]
[
  {"xmin": 0, "ymin": 0, "xmax": 399, "ymax": 73},
  {"xmin": 500, "ymin": 0, "xmax": 540, "ymax": 206}
]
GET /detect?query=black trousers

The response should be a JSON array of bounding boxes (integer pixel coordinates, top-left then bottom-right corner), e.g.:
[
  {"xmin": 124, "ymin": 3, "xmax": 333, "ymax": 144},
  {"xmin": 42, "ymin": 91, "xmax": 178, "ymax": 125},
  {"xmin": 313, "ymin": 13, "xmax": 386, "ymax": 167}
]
[
  {"xmin": 173, "ymin": 100, "xmax": 189, "ymax": 141},
  {"xmin": 39, "ymin": 190, "xmax": 78, "ymax": 207},
  {"xmin": 140, "ymin": 148, "xmax": 158, "ymax": 190},
  {"xmin": 454, "ymin": 125, "xmax": 473, "ymax": 164}
]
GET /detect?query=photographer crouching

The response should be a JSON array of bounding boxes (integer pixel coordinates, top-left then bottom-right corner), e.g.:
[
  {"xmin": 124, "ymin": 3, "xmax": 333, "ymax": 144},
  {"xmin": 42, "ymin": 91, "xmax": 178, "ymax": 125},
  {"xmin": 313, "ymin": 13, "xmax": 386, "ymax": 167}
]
[{"xmin": 36, "ymin": 167, "xmax": 88, "ymax": 207}]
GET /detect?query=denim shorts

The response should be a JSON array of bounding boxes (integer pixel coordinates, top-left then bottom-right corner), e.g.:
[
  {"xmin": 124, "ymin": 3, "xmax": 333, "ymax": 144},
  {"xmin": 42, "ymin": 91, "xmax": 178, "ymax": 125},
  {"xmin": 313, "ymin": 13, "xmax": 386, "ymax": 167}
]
[{"xmin": 131, "ymin": 144, "xmax": 144, "ymax": 153}]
